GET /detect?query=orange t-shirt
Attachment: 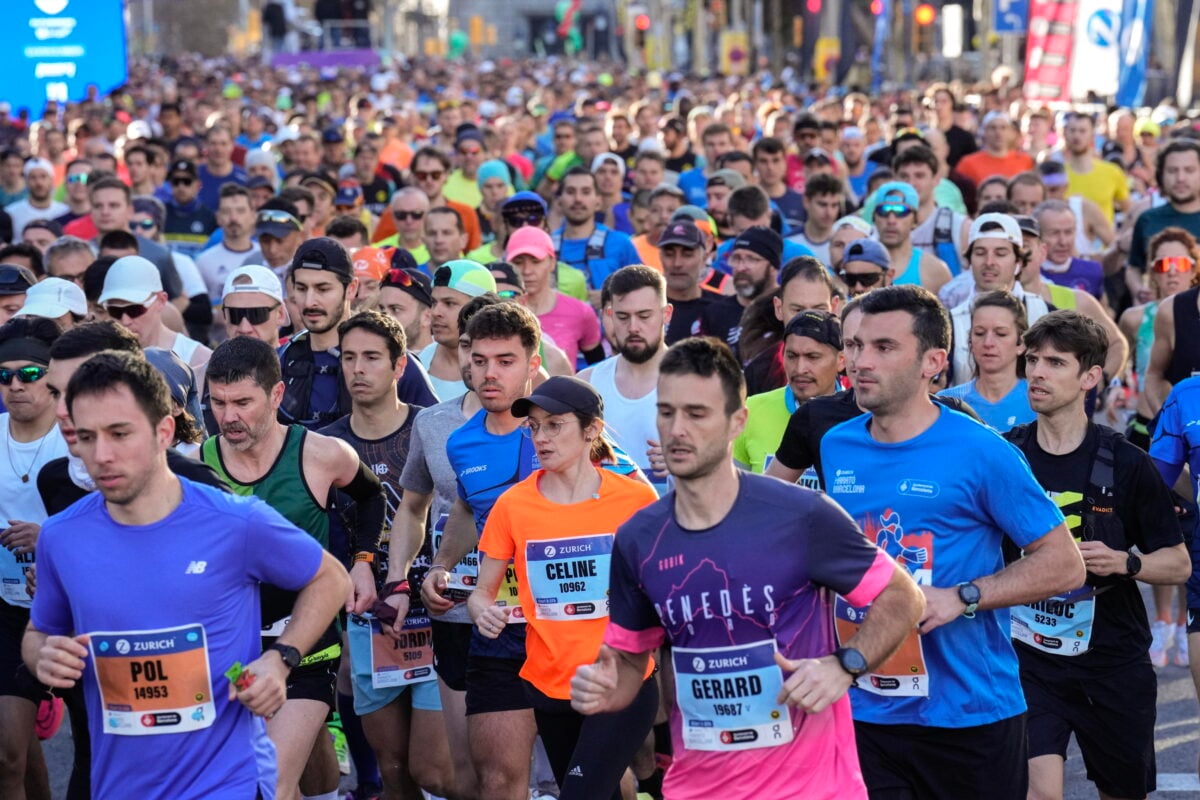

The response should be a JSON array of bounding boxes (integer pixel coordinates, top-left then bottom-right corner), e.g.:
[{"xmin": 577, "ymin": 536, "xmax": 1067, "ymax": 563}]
[
  {"xmin": 954, "ymin": 149, "xmax": 1035, "ymax": 188},
  {"xmin": 632, "ymin": 234, "xmax": 663, "ymax": 271},
  {"xmin": 370, "ymin": 196, "xmax": 481, "ymax": 252},
  {"xmin": 479, "ymin": 468, "xmax": 657, "ymax": 699}
]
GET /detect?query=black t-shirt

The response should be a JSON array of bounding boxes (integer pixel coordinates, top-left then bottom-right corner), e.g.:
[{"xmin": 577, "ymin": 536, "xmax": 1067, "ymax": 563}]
[
  {"xmin": 665, "ymin": 294, "xmax": 713, "ymax": 345},
  {"xmin": 37, "ymin": 450, "xmax": 228, "ymax": 515},
  {"xmin": 698, "ymin": 294, "xmax": 747, "ymax": 351},
  {"xmin": 1006, "ymin": 423, "xmax": 1183, "ymax": 673},
  {"xmin": 773, "ymin": 389, "xmax": 981, "ymax": 488},
  {"xmin": 666, "ymin": 146, "xmax": 699, "ymax": 175},
  {"xmin": 362, "ymin": 164, "xmax": 404, "ymax": 217},
  {"xmin": 743, "ymin": 340, "xmax": 785, "ymax": 397}
]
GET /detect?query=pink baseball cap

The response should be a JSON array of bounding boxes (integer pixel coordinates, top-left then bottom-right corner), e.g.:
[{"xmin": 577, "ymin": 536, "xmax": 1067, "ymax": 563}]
[{"xmin": 505, "ymin": 226, "xmax": 556, "ymax": 261}]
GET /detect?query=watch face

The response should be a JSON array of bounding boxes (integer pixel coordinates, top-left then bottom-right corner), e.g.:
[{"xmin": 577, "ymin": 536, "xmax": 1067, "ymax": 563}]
[
  {"xmin": 959, "ymin": 583, "xmax": 981, "ymax": 605},
  {"xmin": 840, "ymin": 648, "xmax": 868, "ymax": 674}
]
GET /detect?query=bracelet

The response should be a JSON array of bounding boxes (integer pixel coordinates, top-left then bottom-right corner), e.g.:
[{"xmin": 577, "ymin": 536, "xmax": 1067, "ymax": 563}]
[
  {"xmin": 382, "ymin": 580, "xmax": 411, "ymax": 597},
  {"xmin": 353, "ymin": 552, "xmax": 375, "ymax": 565}
]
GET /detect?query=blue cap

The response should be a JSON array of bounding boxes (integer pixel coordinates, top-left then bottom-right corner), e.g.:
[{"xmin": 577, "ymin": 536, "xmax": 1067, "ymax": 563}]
[
  {"xmin": 502, "ymin": 191, "xmax": 548, "ymax": 215},
  {"xmin": 874, "ymin": 181, "xmax": 919, "ymax": 211},
  {"xmin": 842, "ymin": 239, "xmax": 891, "ymax": 271},
  {"xmin": 335, "ymin": 183, "xmax": 363, "ymax": 206}
]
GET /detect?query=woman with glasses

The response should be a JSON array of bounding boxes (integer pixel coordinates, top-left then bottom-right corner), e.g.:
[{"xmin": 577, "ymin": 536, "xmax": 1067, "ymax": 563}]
[
  {"xmin": 469, "ymin": 377, "xmax": 658, "ymax": 800},
  {"xmin": 937, "ymin": 291, "xmax": 1034, "ymax": 432}
]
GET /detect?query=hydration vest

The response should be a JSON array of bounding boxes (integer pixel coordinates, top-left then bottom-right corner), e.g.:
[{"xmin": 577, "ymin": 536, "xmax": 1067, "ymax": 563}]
[
  {"xmin": 278, "ymin": 330, "xmax": 351, "ymax": 428},
  {"xmin": 932, "ymin": 207, "xmax": 962, "ymax": 276},
  {"xmin": 552, "ymin": 226, "xmax": 609, "ymax": 287}
]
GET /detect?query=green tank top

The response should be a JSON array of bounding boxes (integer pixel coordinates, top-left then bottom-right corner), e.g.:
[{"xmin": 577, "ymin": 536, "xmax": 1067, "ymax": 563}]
[
  {"xmin": 1136, "ymin": 302, "xmax": 1158, "ymax": 393},
  {"xmin": 201, "ymin": 424, "xmax": 329, "ymax": 548}
]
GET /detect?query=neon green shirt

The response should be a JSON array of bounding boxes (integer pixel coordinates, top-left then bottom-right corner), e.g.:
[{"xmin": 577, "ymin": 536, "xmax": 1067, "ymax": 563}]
[{"xmin": 732, "ymin": 386, "xmax": 795, "ymax": 474}]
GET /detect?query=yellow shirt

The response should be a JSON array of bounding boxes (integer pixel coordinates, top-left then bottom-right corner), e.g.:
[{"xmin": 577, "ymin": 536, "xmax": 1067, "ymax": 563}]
[{"xmin": 1065, "ymin": 160, "xmax": 1128, "ymax": 224}]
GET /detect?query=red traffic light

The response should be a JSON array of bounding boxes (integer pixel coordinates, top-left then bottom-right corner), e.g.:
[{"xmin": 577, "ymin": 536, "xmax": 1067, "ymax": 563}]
[
  {"xmin": 914, "ymin": 3, "xmax": 935, "ymax": 24},
  {"xmin": 634, "ymin": 13, "xmax": 651, "ymax": 31},
  {"xmin": 870, "ymin": 0, "xmax": 884, "ymax": 14},
  {"xmin": 806, "ymin": 0, "xmax": 821, "ymax": 12}
]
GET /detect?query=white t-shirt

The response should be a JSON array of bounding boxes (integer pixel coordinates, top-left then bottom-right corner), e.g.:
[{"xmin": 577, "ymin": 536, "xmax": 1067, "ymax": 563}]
[
  {"xmin": 4, "ymin": 199, "xmax": 69, "ymax": 238},
  {"xmin": 196, "ymin": 242, "xmax": 263, "ymax": 300},
  {"xmin": 0, "ymin": 416, "xmax": 68, "ymax": 609},
  {"xmin": 786, "ymin": 229, "xmax": 833, "ymax": 270},
  {"xmin": 171, "ymin": 252, "xmax": 209, "ymax": 299}
]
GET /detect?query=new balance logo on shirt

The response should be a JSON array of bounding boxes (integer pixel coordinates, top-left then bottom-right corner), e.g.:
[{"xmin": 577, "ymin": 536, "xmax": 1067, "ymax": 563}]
[{"xmin": 184, "ymin": 561, "xmax": 208, "ymax": 575}]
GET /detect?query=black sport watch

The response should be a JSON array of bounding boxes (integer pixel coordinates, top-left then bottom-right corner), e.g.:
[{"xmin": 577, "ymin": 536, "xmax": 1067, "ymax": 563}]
[
  {"xmin": 957, "ymin": 581, "xmax": 981, "ymax": 618},
  {"xmin": 1126, "ymin": 552, "xmax": 1143, "ymax": 579},
  {"xmin": 267, "ymin": 642, "xmax": 301, "ymax": 670},
  {"xmin": 834, "ymin": 647, "xmax": 869, "ymax": 679}
]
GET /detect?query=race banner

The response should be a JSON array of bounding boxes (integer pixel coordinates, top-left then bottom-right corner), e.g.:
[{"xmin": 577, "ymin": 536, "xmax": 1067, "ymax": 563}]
[{"xmin": 1023, "ymin": 0, "xmax": 1078, "ymax": 103}]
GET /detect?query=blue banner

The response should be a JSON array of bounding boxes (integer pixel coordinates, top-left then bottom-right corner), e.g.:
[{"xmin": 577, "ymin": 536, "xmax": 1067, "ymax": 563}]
[
  {"xmin": 1116, "ymin": 0, "xmax": 1153, "ymax": 107},
  {"xmin": 870, "ymin": 0, "xmax": 892, "ymax": 94},
  {"xmin": 995, "ymin": 0, "xmax": 1030, "ymax": 34},
  {"xmin": 0, "ymin": 0, "xmax": 128, "ymax": 116}
]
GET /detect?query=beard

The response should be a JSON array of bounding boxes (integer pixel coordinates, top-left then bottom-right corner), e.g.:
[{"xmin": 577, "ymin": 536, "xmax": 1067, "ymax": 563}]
[
  {"xmin": 618, "ymin": 334, "xmax": 662, "ymax": 364},
  {"xmin": 733, "ymin": 273, "xmax": 769, "ymax": 300}
]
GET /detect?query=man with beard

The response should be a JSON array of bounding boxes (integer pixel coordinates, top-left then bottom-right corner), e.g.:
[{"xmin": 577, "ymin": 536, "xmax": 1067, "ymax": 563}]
[
  {"xmin": 1130, "ymin": 141, "xmax": 1200, "ymax": 280},
  {"xmin": 278, "ymin": 239, "xmax": 437, "ymax": 429},
  {"xmin": 195, "ymin": 185, "xmax": 261, "ymax": 304},
  {"xmin": 704, "ymin": 169, "xmax": 747, "ymax": 241},
  {"xmin": 201, "ymin": 335, "xmax": 386, "ymax": 800},
  {"xmin": 551, "ymin": 168, "xmax": 641, "ymax": 302},
  {"xmin": 698, "ymin": 226, "xmax": 782, "ymax": 351},
  {"xmin": 581, "ymin": 266, "xmax": 671, "ymax": 492}
]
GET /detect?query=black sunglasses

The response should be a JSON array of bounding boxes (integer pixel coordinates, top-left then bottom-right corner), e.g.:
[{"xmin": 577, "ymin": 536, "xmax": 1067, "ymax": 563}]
[
  {"xmin": 0, "ymin": 365, "xmax": 47, "ymax": 385},
  {"xmin": 224, "ymin": 304, "xmax": 278, "ymax": 326},
  {"xmin": 393, "ymin": 210, "xmax": 425, "ymax": 222},
  {"xmin": 104, "ymin": 301, "xmax": 153, "ymax": 320},
  {"xmin": 171, "ymin": 177, "xmax": 195, "ymax": 186},
  {"xmin": 502, "ymin": 212, "xmax": 544, "ymax": 228},
  {"xmin": 838, "ymin": 270, "xmax": 886, "ymax": 288}
]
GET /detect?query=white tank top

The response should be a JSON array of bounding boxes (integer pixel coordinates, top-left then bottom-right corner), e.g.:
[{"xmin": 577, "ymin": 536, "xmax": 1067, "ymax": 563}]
[{"xmin": 585, "ymin": 355, "xmax": 657, "ymax": 474}]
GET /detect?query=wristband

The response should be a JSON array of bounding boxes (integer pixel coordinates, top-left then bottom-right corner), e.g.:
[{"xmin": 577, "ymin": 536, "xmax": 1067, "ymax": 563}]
[
  {"xmin": 382, "ymin": 580, "xmax": 411, "ymax": 597},
  {"xmin": 353, "ymin": 552, "xmax": 375, "ymax": 565}
]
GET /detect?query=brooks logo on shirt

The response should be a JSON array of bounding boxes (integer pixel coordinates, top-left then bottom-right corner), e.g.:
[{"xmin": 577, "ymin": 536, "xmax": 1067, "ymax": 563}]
[
  {"xmin": 184, "ymin": 561, "xmax": 208, "ymax": 575},
  {"xmin": 460, "ymin": 464, "xmax": 487, "ymax": 477}
]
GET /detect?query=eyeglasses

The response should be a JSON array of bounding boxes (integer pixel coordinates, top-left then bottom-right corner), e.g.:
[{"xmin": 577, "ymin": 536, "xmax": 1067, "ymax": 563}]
[
  {"xmin": 497, "ymin": 289, "xmax": 523, "ymax": 299},
  {"xmin": 521, "ymin": 418, "xmax": 574, "ymax": 439},
  {"xmin": 0, "ymin": 366, "xmax": 47, "ymax": 386},
  {"xmin": 104, "ymin": 300, "xmax": 154, "ymax": 320},
  {"xmin": 171, "ymin": 177, "xmax": 195, "ymax": 186},
  {"xmin": 838, "ymin": 270, "xmax": 886, "ymax": 288},
  {"xmin": 502, "ymin": 212, "xmax": 544, "ymax": 228},
  {"xmin": 224, "ymin": 304, "xmax": 279, "ymax": 326},
  {"xmin": 66, "ymin": 173, "xmax": 88, "ymax": 185},
  {"xmin": 874, "ymin": 204, "xmax": 914, "ymax": 219},
  {"xmin": 1152, "ymin": 256, "xmax": 1196, "ymax": 274},
  {"xmin": 413, "ymin": 170, "xmax": 444, "ymax": 181},
  {"xmin": 393, "ymin": 210, "xmax": 425, "ymax": 222},
  {"xmin": 129, "ymin": 219, "xmax": 156, "ymax": 231}
]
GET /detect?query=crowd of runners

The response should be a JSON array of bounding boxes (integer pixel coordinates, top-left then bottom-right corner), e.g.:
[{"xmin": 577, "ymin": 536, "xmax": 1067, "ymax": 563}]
[{"xmin": 0, "ymin": 52, "xmax": 1198, "ymax": 800}]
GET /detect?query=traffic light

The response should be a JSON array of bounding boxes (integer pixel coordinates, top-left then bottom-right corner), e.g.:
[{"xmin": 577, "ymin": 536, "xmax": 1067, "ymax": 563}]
[
  {"xmin": 806, "ymin": 0, "xmax": 821, "ymax": 13},
  {"xmin": 634, "ymin": 13, "xmax": 651, "ymax": 31},
  {"xmin": 914, "ymin": 3, "xmax": 935, "ymax": 24},
  {"xmin": 870, "ymin": 0, "xmax": 884, "ymax": 15}
]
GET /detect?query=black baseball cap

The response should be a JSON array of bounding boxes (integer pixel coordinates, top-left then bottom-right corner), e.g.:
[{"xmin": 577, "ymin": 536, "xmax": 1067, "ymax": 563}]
[
  {"xmin": 382, "ymin": 265, "xmax": 434, "ymax": 307},
  {"xmin": 486, "ymin": 260, "xmax": 525, "ymax": 293},
  {"xmin": 168, "ymin": 159, "xmax": 197, "ymax": 179},
  {"xmin": 0, "ymin": 265, "xmax": 36, "ymax": 296},
  {"xmin": 255, "ymin": 208, "xmax": 303, "ymax": 238},
  {"xmin": 1013, "ymin": 215, "xmax": 1041, "ymax": 239},
  {"xmin": 512, "ymin": 376, "xmax": 604, "ymax": 419},
  {"xmin": 291, "ymin": 237, "xmax": 353, "ymax": 279},
  {"xmin": 246, "ymin": 175, "xmax": 274, "ymax": 191},
  {"xmin": 784, "ymin": 309, "xmax": 842, "ymax": 351},
  {"xmin": 657, "ymin": 220, "xmax": 704, "ymax": 249},
  {"xmin": 301, "ymin": 171, "xmax": 338, "ymax": 198}
]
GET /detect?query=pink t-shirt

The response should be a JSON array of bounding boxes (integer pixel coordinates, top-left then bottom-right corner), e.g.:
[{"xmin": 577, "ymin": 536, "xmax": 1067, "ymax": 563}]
[{"xmin": 538, "ymin": 292, "xmax": 600, "ymax": 365}]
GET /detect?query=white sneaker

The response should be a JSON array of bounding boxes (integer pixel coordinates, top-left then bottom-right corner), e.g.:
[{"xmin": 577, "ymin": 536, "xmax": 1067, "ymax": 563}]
[
  {"xmin": 1174, "ymin": 624, "xmax": 1190, "ymax": 667},
  {"xmin": 1149, "ymin": 620, "xmax": 1172, "ymax": 668}
]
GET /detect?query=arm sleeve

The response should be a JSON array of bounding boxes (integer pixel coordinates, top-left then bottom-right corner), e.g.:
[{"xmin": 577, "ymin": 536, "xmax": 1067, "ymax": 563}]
[
  {"xmin": 981, "ymin": 436, "xmax": 1067, "ymax": 549},
  {"xmin": 243, "ymin": 500, "xmax": 325, "ymax": 590},
  {"xmin": 603, "ymin": 531, "xmax": 666, "ymax": 654},
  {"xmin": 1129, "ymin": 217, "xmax": 1148, "ymax": 270},
  {"xmin": 342, "ymin": 460, "xmax": 386, "ymax": 554},
  {"xmin": 805, "ymin": 494, "xmax": 895, "ymax": 606}
]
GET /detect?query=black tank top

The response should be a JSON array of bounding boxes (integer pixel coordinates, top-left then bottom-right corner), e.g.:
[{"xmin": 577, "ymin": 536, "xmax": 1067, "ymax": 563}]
[{"xmin": 1167, "ymin": 287, "xmax": 1200, "ymax": 386}]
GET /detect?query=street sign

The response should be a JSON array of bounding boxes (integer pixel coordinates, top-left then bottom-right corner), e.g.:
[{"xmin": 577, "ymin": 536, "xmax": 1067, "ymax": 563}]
[{"xmin": 995, "ymin": 0, "xmax": 1029, "ymax": 34}]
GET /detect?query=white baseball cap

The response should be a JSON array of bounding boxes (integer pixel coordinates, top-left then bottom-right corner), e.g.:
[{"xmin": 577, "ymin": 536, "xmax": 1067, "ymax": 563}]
[
  {"xmin": 591, "ymin": 152, "xmax": 626, "ymax": 178},
  {"xmin": 98, "ymin": 256, "xmax": 163, "ymax": 305},
  {"xmin": 968, "ymin": 213, "xmax": 1024, "ymax": 248},
  {"xmin": 15, "ymin": 277, "xmax": 87, "ymax": 320},
  {"xmin": 222, "ymin": 265, "xmax": 285, "ymax": 304},
  {"xmin": 22, "ymin": 158, "xmax": 54, "ymax": 178}
]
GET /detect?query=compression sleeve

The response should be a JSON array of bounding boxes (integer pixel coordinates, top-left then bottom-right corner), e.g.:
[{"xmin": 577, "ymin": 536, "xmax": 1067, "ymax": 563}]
[{"xmin": 343, "ymin": 460, "xmax": 386, "ymax": 555}]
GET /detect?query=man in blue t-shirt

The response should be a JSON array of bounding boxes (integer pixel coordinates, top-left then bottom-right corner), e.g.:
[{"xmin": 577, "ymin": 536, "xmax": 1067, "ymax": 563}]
[
  {"xmin": 552, "ymin": 167, "xmax": 641, "ymax": 297},
  {"xmin": 25, "ymin": 351, "xmax": 349, "ymax": 800},
  {"xmin": 821, "ymin": 285, "xmax": 1085, "ymax": 799}
]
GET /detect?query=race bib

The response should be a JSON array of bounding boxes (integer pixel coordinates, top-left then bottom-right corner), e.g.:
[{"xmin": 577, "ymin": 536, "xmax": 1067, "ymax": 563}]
[
  {"xmin": 89, "ymin": 624, "xmax": 216, "ymax": 736},
  {"xmin": 525, "ymin": 534, "xmax": 613, "ymax": 621},
  {"xmin": 672, "ymin": 641, "xmax": 794, "ymax": 752},
  {"xmin": 430, "ymin": 514, "xmax": 480, "ymax": 600},
  {"xmin": 835, "ymin": 597, "xmax": 928, "ymax": 697},
  {"xmin": 1011, "ymin": 588, "xmax": 1096, "ymax": 656},
  {"xmin": 0, "ymin": 548, "xmax": 34, "ymax": 608},
  {"xmin": 362, "ymin": 614, "xmax": 436, "ymax": 689},
  {"xmin": 496, "ymin": 561, "xmax": 525, "ymax": 623}
]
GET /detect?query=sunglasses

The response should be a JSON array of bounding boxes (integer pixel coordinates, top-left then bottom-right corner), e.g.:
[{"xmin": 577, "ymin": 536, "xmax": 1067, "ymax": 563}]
[
  {"xmin": 224, "ymin": 304, "xmax": 279, "ymax": 326},
  {"xmin": 66, "ymin": 173, "xmax": 89, "ymax": 185},
  {"xmin": 0, "ymin": 365, "xmax": 47, "ymax": 386},
  {"xmin": 171, "ymin": 177, "xmax": 195, "ymax": 186},
  {"xmin": 839, "ymin": 270, "xmax": 886, "ymax": 288},
  {"xmin": 1152, "ymin": 256, "xmax": 1196, "ymax": 274},
  {"xmin": 497, "ymin": 289, "xmax": 523, "ymax": 299},
  {"xmin": 130, "ymin": 219, "xmax": 156, "ymax": 231},
  {"xmin": 503, "ymin": 212, "xmax": 544, "ymax": 228},
  {"xmin": 393, "ymin": 210, "xmax": 425, "ymax": 222},
  {"xmin": 458, "ymin": 147, "xmax": 481, "ymax": 156},
  {"xmin": 385, "ymin": 268, "xmax": 415, "ymax": 287},
  {"xmin": 413, "ymin": 170, "xmax": 444, "ymax": 181},
  {"xmin": 874, "ymin": 204, "xmax": 914, "ymax": 219},
  {"xmin": 104, "ymin": 300, "xmax": 154, "ymax": 320}
]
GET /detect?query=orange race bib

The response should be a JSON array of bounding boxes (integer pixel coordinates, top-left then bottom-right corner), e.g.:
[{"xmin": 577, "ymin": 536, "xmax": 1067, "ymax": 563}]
[
  {"xmin": 368, "ymin": 614, "xmax": 436, "ymax": 689},
  {"xmin": 89, "ymin": 624, "xmax": 216, "ymax": 736}
]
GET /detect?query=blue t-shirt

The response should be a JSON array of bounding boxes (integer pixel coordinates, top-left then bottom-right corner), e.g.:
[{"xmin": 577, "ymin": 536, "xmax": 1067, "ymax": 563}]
[
  {"xmin": 771, "ymin": 188, "xmax": 807, "ymax": 235},
  {"xmin": 1149, "ymin": 376, "xmax": 1200, "ymax": 607},
  {"xmin": 197, "ymin": 165, "xmax": 248, "ymax": 212},
  {"xmin": 447, "ymin": 408, "xmax": 640, "ymax": 659},
  {"xmin": 820, "ymin": 406, "xmax": 1064, "ymax": 728},
  {"xmin": 712, "ymin": 237, "xmax": 815, "ymax": 275},
  {"xmin": 555, "ymin": 224, "xmax": 642, "ymax": 290},
  {"xmin": 677, "ymin": 168, "xmax": 709, "ymax": 208},
  {"xmin": 612, "ymin": 201, "xmax": 634, "ymax": 235},
  {"xmin": 937, "ymin": 379, "xmax": 1035, "ymax": 432},
  {"xmin": 30, "ymin": 479, "xmax": 324, "ymax": 800},
  {"xmin": 847, "ymin": 162, "xmax": 879, "ymax": 200}
]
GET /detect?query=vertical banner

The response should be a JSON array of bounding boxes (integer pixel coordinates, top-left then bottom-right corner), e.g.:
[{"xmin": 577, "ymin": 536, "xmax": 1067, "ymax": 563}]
[
  {"xmin": 870, "ymin": 0, "xmax": 891, "ymax": 94},
  {"xmin": 1068, "ymin": 0, "xmax": 1121, "ymax": 99},
  {"xmin": 1115, "ymin": 0, "xmax": 1153, "ymax": 107},
  {"xmin": 1179, "ymin": 0, "xmax": 1199, "ymax": 108},
  {"xmin": 1023, "ymin": 0, "xmax": 1078, "ymax": 103}
]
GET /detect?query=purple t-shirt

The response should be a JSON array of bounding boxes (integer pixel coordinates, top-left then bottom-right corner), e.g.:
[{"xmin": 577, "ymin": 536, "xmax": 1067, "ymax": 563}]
[
  {"xmin": 605, "ymin": 472, "xmax": 892, "ymax": 800},
  {"xmin": 1042, "ymin": 257, "xmax": 1104, "ymax": 299}
]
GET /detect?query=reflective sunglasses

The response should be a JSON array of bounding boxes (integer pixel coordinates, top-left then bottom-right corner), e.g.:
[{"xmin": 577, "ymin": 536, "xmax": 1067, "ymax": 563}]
[
  {"xmin": 413, "ymin": 170, "xmax": 444, "ymax": 181},
  {"xmin": 130, "ymin": 219, "xmax": 156, "ymax": 231},
  {"xmin": 393, "ymin": 210, "xmax": 425, "ymax": 222},
  {"xmin": 497, "ymin": 289, "xmax": 523, "ymax": 299},
  {"xmin": 224, "ymin": 304, "xmax": 279, "ymax": 326},
  {"xmin": 0, "ymin": 365, "xmax": 47, "ymax": 385},
  {"xmin": 66, "ymin": 173, "xmax": 89, "ymax": 185},
  {"xmin": 104, "ymin": 301, "xmax": 154, "ymax": 320},
  {"xmin": 874, "ymin": 204, "xmax": 914, "ymax": 219},
  {"xmin": 458, "ymin": 146, "xmax": 482, "ymax": 156},
  {"xmin": 384, "ymin": 268, "xmax": 414, "ymax": 287},
  {"xmin": 838, "ymin": 270, "xmax": 886, "ymax": 288},
  {"xmin": 1152, "ymin": 256, "xmax": 1196, "ymax": 274}
]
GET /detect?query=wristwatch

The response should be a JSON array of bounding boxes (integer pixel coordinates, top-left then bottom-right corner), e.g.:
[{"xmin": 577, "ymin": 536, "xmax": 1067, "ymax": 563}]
[
  {"xmin": 1126, "ymin": 552, "xmax": 1143, "ymax": 579},
  {"xmin": 834, "ymin": 647, "xmax": 869, "ymax": 681},
  {"xmin": 267, "ymin": 642, "xmax": 301, "ymax": 671},
  {"xmin": 956, "ymin": 581, "xmax": 982, "ymax": 618}
]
